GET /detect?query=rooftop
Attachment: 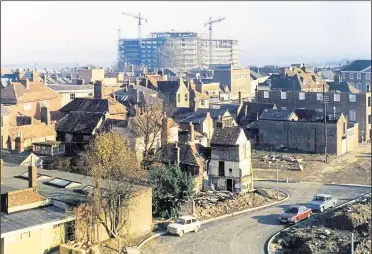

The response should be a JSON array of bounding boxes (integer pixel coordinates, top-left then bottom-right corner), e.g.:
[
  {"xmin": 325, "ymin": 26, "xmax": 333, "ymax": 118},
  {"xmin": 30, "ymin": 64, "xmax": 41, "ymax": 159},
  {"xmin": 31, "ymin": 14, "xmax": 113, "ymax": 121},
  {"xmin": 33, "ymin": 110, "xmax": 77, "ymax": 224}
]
[
  {"xmin": 340, "ymin": 60, "xmax": 371, "ymax": 72},
  {"xmin": 211, "ymin": 127, "xmax": 242, "ymax": 146}
]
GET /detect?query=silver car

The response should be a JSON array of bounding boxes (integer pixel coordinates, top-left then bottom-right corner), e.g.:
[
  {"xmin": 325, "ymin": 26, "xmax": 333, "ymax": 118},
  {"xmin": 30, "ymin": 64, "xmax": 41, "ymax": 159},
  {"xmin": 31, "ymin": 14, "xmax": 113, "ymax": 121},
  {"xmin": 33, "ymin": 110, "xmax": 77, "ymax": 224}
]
[{"xmin": 306, "ymin": 194, "xmax": 338, "ymax": 212}]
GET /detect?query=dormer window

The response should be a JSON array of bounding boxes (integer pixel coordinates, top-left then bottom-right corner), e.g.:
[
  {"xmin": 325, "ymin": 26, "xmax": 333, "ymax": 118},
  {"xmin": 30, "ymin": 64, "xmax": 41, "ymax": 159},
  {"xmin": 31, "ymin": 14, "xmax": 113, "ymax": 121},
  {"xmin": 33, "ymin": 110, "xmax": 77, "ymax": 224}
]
[{"xmin": 45, "ymin": 178, "xmax": 81, "ymax": 189}]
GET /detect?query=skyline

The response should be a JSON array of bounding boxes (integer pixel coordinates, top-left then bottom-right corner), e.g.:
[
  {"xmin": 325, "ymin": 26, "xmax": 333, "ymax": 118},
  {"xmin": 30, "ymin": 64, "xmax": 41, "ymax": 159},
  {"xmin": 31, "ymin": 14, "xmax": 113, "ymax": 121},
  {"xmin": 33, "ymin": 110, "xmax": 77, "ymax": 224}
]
[{"xmin": 1, "ymin": 1, "xmax": 371, "ymax": 68}]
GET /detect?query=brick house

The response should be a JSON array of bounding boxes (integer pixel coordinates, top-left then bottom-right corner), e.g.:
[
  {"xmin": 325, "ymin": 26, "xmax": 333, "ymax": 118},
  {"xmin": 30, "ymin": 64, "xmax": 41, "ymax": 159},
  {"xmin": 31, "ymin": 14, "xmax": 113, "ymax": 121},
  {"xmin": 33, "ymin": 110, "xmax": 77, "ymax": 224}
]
[
  {"xmin": 339, "ymin": 60, "xmax": 371, "ymax": 92},
  {"xmin": 257, "ymin": 90, "xmax": 371, "ymax": 142},
  {"xmin": 1, "ymin": 77, "xmax": 63, "ymax": 122},
  {"xmin": 258, "ymin": 109, "xmax": 359, "ymax": 156},
  {"xmin": 209, "ymin": 126, "xmax": 253, "ymax": 193}
]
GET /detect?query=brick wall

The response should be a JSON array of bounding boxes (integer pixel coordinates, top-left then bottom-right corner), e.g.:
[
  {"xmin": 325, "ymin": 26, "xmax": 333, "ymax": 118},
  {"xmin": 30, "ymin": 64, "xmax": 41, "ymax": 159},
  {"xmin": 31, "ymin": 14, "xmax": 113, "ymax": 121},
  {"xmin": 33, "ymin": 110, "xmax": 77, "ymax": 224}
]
[{"xmin": 257, "ymin": 90, "xmax": 371, "ymax": 142}]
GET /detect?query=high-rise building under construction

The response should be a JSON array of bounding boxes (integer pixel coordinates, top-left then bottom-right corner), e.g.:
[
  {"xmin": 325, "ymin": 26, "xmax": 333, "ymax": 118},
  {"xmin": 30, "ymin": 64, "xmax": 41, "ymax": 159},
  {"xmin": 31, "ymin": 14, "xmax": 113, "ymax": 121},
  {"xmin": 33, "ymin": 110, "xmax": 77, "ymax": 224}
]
[{"xmin": 117, "ymin": 31, "xmax": 238, "ymax": 71}]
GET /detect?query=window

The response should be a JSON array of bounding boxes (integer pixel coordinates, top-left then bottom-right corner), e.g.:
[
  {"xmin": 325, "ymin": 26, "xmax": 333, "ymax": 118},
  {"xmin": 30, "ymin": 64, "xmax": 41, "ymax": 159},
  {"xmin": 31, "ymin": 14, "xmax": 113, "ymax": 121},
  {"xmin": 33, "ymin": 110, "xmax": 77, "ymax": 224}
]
[
  {"xmin": 299, "ymin": 92, "xmax": 305, "ymax": 100},
  {"xmin": 201, "ymin": 100, "xmax": 205, "ymax": 106},
  {"xmin": 281, "ymin": 91, "xmax": 287, "ymax": 99},
  {"xmin": 349, "ymin": 110, "xmax": 356, "ymax": 122},
  {"xmin": 334, "ymin": 94, "xmax": 340, "ymax": 102},
  {"xmin": 192, "ymin": 219, "xmax": 197, "ymax": 223},
  {"xmin": 349, "ymin": 73, "xmax": 354, "ymax": 79},
  {"xmin": 23, "ymin": 103, "xmax": 31, "ymax": 110},
  {"xmin": 88, "ymin": 93, "xmax": 93, "ymax": 96},
  {"xmin": 367, "ymin": 73, "xmax": 371, "ymax": 80},
  {"xmin": 263, "ymin": 91, "xmax": 269, "ymax": 99},
  {"xmin": 368, "ymin": 96, "xmax": 371, "ymax": 107},
  {"xmin": 357, "ymin": 73, "xmax": 361, "ymax": 79},
  {"xmin": 229, "ymin": 168, "xmax": 232, "ymax": 174},
  {"xmin": 70, "ymin": 93, "xmax": 75, "ymax": 100},
  {"xmin": 343, "ymin": 72, "xmax": 346, "ymax": 79},
  {"xmin": 186, "ymin": 220, "xmax": 191, "ymax": 224},
  {"xmin": 357, "ymin": 83, "xmax": 362, "ymax": 91},
  {"xmin": 21, "ymin": 232, "xmax": 31, "ymax": 239},
  {"xmin": 349, "ymin": 94, "xmax": 356, "ymax": 102},
  {"xmin": 218, "ymin": 161, "xmax": 225, "ymax": 176},
  {"xmin": 368, "ymin": 114, "xmax": 371, "ymax": 124},
  {"xmin": 184, "ymin": 93, "xmax": 188, "ymax": 102},
  {"xmin": 281, "ymin": 106, "xmax": 287, "ymax": 110},
  {"xmin": 317, "ymin": 93, "xmax": 323, "ymax": 101},
  {"xmin": 317, "ymin": 108, "xmax": 323, "ymax": 113},
  {"xmin": 177, "ymin": 94, "xmax": 180, "ymax": 103}
]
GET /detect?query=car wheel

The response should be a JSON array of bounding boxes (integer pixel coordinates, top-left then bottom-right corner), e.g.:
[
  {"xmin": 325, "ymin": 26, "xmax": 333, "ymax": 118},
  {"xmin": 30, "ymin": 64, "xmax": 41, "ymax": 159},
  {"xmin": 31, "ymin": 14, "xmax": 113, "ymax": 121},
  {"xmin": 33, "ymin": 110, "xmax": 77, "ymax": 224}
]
[
  {"xmin": 179, "ymin": 230, "xmax": 184, "ymax": 237},
  {"xmin": 294, "ymin": 218, "xmax": 299, "ymax": 224},
  {"xmin": 308, "ymin": 213, "xmax": 311, "ymax": 219},
  {"xmin": 194, "ymin": 226, "xmax": 200, "ymax": 233}
]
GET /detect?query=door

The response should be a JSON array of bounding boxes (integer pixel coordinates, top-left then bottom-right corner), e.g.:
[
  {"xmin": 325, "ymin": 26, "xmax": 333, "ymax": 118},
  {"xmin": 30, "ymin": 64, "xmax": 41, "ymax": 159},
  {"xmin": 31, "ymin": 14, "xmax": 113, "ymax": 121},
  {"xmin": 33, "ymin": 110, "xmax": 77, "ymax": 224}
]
[
  {"xmin": 185, "ymin": 219, "xmax": 192, "ymax": 233},
  {"xmin": 341, "ymin": 139, "xmax": 347, "ymax": 154},
  {"xmin": 227, "ymin": 179, "xmax": 234, "ymax": 192}
]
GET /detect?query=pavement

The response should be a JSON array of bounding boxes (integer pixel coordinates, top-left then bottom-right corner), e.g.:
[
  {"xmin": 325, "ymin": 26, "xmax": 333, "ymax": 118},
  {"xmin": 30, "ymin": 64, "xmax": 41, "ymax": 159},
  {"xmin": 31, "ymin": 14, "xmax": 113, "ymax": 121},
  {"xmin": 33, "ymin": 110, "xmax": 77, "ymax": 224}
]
[{"xmin": 140, "ymin": 181, "xmax": 371, "ymax": 254}]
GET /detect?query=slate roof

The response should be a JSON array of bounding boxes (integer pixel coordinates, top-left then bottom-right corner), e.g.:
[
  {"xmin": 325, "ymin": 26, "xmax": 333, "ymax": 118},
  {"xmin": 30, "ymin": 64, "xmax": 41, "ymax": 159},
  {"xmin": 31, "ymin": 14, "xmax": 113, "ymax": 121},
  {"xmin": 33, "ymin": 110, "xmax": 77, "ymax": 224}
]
[
  {"xmin": 1, "ymin": 205, "xmax": 74, "ymax": 236},
  {"xmin": 268, "ymin": 74, "xmax": 302, "ymax": 91},
  {"xmin": 175, "ymin": 107, "xmax": 230, "ymax": 121},
  {"xmin": 240, "ymin": 102, "xmax": 276, "ymax": 121},
  {"xmin": 328, "ymin": 81, "xmax": 360, "ymax": 93},
  {"xmin": 211, "ymin": 127, "xmax": 242, "ymax": 146},
  {"xmin": 318, "ymin": 70, "xmax": 335, "ymax": 80},
  {"xmin": 340, "ymin": 60, "xmax": 371, "ymax": 72},
  {"xmin": 294, "ymin": 109, "xmax": 320, "ymax": 121},
  {"xmin": 56, "ymin": 111, "xmax": 104, "ymax": 134},
  {"xmin": 59, "ymin": 97, "xmax": 127, "ymax": 115},
  {"xmin": 157, "ymin": 81, "xmax": 180, "ymax": 93},
  {"xmin": 250, "ymin": 70, "xmax": 262, "ymax": 80},
  {"xmin": 48, "ymin": 84, "xmax": 94, "ymax": 91},
  {"xmin": 259, "ymin": 109, "xmax": 296, "ymax": 121}
]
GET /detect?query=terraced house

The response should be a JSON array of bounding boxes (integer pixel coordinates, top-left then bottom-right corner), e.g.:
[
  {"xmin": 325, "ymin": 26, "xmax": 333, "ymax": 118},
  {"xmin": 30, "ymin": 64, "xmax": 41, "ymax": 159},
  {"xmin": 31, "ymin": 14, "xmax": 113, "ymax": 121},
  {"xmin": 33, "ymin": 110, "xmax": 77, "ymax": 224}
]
[{"xmin": 339, "ymin": 60, "xmax": 371, "ymax": 92}]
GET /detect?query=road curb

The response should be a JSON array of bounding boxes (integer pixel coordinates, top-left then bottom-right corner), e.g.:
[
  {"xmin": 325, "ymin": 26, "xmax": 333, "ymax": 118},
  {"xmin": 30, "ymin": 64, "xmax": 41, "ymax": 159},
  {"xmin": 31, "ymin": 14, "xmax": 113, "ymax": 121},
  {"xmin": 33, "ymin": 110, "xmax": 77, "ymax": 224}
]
[
  {"xmin": 254, "ymin": 179, "xmax": 299, "ymax": 183},
  {"xmin": 138, "ymin": 188, "xmax": 289, "ymax": 250},
  {"xmin": 324, "ymin": 183, "xmax": 371, "ymax": 188},
  {"xmin": 265, "ymin": 191, "xmax": 372, "ymax": 254}
]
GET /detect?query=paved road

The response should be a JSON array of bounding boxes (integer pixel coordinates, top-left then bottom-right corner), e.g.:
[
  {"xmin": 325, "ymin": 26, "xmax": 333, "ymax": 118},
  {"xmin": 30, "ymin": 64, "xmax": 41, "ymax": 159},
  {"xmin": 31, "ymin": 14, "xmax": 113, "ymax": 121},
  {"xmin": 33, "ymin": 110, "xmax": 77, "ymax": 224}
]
[{"xmin": 141, "ymin": 181, "xmax": 370, "ymax": 254}]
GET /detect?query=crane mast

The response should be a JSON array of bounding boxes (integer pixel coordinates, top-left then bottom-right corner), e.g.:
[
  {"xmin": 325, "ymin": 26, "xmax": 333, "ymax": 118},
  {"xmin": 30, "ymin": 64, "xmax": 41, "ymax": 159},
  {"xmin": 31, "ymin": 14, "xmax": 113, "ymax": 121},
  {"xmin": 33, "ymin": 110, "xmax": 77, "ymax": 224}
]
[
  {"xmin": 204, "ymin": 17, "xmax": 226, "ymax": 67},
  {"xmin": 121, "ymin": 12, "xmax": 148, "ymax": 39}
]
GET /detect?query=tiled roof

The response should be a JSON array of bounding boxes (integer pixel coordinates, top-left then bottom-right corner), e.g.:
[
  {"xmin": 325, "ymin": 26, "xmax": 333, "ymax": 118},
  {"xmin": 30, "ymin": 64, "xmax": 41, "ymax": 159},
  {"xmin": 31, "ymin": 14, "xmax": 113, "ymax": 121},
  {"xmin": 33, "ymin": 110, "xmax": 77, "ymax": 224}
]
[
  {"xmin": 259, "ymin": 109, "xmax": 296, "ymax": 121},
  {"xmin": 8, "ymin": 121, "xmax": 56, "ymax": 140},
  {"xmin": 341, "ymin": 60, "xmax": 371, "ymax": 72},
  {"xmin": 190, "ymin": 89, "xmax": 209, "ymax": 100},
  {"xmin": 59, "ymin": 97, "xmax": 127, "ymax": 115},
  {"xmin": 1, "ymin": 81, "xmax": 62, "ymax": 104},
  {"xmin": 56, "ymin": 111, "xmax": 104, "ymax": 134},
  {"xmin": 211, "ymin": 127, "xmax": 242, "ymax": 146}
]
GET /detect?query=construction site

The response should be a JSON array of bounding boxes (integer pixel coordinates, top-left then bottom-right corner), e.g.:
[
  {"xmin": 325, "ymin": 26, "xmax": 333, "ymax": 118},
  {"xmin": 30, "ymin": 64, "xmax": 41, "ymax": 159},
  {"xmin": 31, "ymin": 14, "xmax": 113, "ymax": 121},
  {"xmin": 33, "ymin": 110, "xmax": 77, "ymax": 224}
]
[{"xmin": 117, "ymin": 13, "xmax": 238, "ymax": 71}]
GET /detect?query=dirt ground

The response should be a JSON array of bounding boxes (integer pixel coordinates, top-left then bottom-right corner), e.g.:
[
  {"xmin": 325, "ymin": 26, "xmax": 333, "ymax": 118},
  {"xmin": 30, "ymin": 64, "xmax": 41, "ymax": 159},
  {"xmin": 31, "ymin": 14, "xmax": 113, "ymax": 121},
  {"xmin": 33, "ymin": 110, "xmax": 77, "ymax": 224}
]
[
  {"xmin": 194, "ymin": 188, "xmax": 286, "ymax": 220},
  {"xmin": 253, "ymin": 144, "xmax": 371, "ymax": 185},
  {"xmin": 270, "ymin": 194, "xmax": 372, "ymax": 254}
]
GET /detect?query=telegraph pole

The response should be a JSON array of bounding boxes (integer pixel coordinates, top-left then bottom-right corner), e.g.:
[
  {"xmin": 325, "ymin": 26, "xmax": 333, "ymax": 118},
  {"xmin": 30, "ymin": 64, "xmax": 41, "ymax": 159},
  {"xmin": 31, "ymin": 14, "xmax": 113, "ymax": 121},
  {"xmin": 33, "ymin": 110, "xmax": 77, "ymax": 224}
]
[{"xmin": 323, "ymin": 82, "xmax": 329, "ymax": 163}]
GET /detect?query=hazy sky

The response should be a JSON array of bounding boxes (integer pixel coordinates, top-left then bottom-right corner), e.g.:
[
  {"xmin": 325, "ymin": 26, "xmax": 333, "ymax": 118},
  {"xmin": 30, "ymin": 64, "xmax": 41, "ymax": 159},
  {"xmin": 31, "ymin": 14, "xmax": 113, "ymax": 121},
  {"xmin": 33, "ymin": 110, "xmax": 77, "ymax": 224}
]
[{"xmin": 1, "ymin": 1, "xmax": 371, "ymax": 67}]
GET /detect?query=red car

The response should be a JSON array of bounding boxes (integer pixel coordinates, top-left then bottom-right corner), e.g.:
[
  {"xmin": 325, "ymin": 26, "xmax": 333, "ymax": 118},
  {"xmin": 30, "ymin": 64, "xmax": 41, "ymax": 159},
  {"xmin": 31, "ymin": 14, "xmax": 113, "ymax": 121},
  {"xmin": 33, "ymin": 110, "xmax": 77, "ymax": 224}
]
[{"xmin": 278, "ymin": 205, "xmax": 312, "ymax": 224}]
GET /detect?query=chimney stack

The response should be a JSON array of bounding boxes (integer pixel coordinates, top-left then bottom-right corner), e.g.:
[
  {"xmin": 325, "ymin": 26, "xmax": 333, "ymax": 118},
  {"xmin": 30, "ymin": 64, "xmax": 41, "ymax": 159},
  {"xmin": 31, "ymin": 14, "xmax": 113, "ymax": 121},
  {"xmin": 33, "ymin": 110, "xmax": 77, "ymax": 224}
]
[
  {"xmin": 161, "ymin": 112, "xmax": 168, "ymax": 146},
  {"xmin": 31, "ymin": 70, "xmax": 40, "ymax": 82},
  {"xmin": 15, "ymin": 132, "xmax": 24, "ymax": 153},
  {"xmin": 238, "ymin": 91, "xmax": 242, "ymax": 104},
  {"xmin": 15, "ymin": 68, "xmax": 25, "ymax": 81},
  {"xmin": 193, "ymin": 98, "xmax": 198, "ymax": 112},
  {"xmin": 20, "ymin": 78, "xmax": 30, "ymax": 89},
  {"xmin": 188, "ymin": 122, "xmax": 195, "ymax": 142},
  {"xmin": 40, "ymin": 106, "xmax": 50, "ymax": 125},
  {"xmin": 173, "ymin": 142, "xmax": 180, "ymax": 165},
  {"xmin": 94, "ymin": 80, "xmax": 104, "ymax": 99},
  {"xmin": 42, "ymin": 74, "xmax": 47, "ymax": 85},
  {"xmin": 28, "ymin": 156, "xmax": 38, "ymax": 189}
]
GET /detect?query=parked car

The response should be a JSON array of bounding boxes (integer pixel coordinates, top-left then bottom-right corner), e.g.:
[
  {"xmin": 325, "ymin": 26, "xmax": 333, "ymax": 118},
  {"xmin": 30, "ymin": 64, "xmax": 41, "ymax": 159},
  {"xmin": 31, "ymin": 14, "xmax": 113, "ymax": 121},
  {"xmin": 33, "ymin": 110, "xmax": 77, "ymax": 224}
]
[
  {"xmin": 167, "ymin": 215, "xmax": 201, "ymax": 237},
  {"xmin": 278, "ymin": 205, "xmax": 312, "ymax": 224},
  {"xmin": 306, "ymin": 194, "xmax": 338, "ymax": 212}
]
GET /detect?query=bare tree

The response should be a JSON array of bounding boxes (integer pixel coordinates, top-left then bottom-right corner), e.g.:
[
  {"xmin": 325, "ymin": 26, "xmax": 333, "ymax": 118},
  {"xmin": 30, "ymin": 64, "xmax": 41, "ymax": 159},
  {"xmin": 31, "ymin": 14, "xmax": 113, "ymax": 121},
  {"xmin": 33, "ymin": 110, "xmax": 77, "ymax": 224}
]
[
  {"xmin": 80, "ymin": 131, "xmax": 147, "ymax": 251},
  {"xmin": 158, "ymin": 39, "xmax": 183, "ymax": 69},
  {"xmin": 127, "ymin": 100, "xmax": 178, "ymax": 168}
]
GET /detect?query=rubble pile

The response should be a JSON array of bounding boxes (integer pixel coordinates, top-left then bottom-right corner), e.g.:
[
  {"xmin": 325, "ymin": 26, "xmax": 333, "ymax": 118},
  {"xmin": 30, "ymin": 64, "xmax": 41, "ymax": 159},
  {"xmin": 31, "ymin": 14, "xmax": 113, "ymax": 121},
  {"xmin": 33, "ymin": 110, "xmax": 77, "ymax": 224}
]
[
  {"xmin": 194, "ymin": 189, "xmax": 285, "ymax": 220},
  {"xmin": 272, "ymin": 195, "xmax": 372, "ymax": 254}
]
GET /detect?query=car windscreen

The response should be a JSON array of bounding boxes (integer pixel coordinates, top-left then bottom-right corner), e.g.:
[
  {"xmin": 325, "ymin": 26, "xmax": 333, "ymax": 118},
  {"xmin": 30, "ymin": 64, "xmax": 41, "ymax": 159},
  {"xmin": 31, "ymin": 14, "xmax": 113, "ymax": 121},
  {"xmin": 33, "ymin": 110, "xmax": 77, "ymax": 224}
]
[
  {"xmin": 313, "ymin": 196, "xmax": 326, "ymax": 201},
  {"xmin": 175, "ymin": 218, "xmax": 186, "ymax": 225},
  {"xmin": 285, "ymin": 207, "xmax": 298, "ymax": 214}
]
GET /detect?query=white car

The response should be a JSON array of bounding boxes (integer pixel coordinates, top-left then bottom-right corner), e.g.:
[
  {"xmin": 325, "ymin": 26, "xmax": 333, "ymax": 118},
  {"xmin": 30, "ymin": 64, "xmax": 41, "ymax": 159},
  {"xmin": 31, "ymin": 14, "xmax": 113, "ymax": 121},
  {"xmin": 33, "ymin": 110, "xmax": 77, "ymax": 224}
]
[{"xmin": 167, "ymin": 215, "xmax": 201, "ymax": 237}]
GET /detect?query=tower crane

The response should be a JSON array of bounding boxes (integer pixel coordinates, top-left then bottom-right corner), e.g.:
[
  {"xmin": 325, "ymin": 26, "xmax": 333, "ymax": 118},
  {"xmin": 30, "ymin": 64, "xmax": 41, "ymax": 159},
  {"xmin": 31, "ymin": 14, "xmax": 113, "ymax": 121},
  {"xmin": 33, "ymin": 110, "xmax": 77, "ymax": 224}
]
[
  {"xmin": 204, "ymin": 17, "xmax": 225, "ymax": 66},
  {"xmin": 121, "ymin": 12, "xmax": 148, "ymax": 39}
]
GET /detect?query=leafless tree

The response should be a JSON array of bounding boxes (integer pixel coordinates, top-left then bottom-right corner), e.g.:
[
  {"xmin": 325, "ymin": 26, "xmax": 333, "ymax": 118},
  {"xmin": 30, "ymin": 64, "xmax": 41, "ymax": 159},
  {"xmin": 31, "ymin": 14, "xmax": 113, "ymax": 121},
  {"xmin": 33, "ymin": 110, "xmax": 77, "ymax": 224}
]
[
  {"xmin": 158, "ymin": 39, "xmax": 183, "ymax": 69},
  {"xmin": 80, "ymin": 131, "xmax": 147, "ymax": 251}
]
